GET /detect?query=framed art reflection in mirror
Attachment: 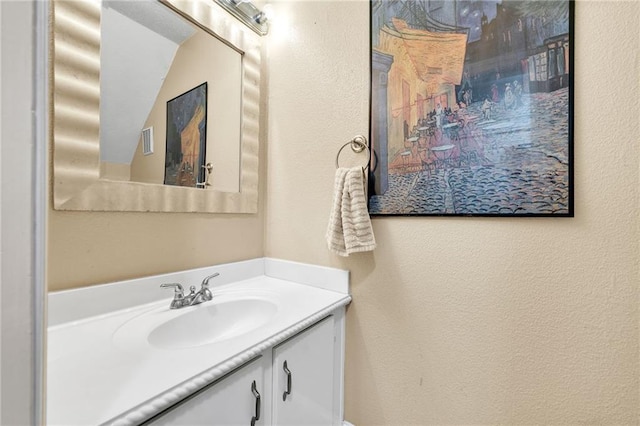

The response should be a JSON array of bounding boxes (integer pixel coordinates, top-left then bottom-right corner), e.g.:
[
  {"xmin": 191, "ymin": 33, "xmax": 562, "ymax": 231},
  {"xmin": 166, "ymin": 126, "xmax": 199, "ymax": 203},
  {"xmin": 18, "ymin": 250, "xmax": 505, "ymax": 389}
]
[{"xmin": 164, "ymin": 82, "xmax": 208, "ymax": 188}]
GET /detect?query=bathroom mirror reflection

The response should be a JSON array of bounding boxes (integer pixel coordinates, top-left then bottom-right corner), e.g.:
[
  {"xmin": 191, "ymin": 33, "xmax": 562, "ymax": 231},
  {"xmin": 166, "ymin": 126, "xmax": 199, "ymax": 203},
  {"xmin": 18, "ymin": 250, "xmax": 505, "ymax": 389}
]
[
  {"xmin": 52, "ymin": 0, "xmax": 261, "ymax": 213},
  {"xmin": 100, "ymin": 0, "xmax": 242, "ymax": 192}
]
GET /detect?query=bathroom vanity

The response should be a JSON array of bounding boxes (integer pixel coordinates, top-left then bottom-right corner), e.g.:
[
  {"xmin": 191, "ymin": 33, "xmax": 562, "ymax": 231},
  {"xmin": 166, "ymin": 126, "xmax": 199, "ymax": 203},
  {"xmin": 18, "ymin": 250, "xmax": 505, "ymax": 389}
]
[{"xmin": 47, "ymin": 259, "xmax": 351, "ymax": 425}]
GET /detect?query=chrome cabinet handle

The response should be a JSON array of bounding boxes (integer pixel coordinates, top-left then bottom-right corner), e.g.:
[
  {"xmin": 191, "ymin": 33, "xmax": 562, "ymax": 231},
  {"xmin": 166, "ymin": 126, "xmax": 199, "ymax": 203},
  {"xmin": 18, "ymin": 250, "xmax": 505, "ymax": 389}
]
[
  {"xmin": 282, "ymin": 361, "xmax": 292, "ymax": 401},
  {"xmin": 250, "ymin": 380, "xmax": 260, "ymax": 426}
]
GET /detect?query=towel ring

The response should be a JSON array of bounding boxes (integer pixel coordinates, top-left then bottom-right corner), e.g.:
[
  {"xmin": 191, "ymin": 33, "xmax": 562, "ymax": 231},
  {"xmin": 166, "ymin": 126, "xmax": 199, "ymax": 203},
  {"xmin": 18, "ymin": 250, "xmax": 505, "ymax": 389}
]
[{"xmin": 335, "ymin": 135, "xmax": 371, "ymax": 170}]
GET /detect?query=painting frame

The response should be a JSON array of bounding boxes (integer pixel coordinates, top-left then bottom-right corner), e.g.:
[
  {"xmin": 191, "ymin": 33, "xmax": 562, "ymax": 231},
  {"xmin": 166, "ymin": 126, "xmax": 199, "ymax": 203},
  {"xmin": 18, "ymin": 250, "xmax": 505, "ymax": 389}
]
[
  {"xmin": 368, "ymin": 0, "xmax": 574, "ymax": 217},
  {"xmin": 164, "ymin": 82, "xmax": 208, "ymax": 188}
]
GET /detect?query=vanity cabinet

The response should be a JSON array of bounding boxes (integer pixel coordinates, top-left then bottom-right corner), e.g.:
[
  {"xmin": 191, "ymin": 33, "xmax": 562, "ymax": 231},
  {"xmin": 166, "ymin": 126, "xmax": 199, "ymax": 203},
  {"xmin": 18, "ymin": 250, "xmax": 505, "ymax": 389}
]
[
  {"xmin": 147, "ymin": 356, "xmax": 271, "ymax": 426},
  {"xmin": 47, "ymin": 259, "xmax": 351, "ymax": 426},
  {"xmin": 145, "ymin": 312, "xmax": 344, "ymax": 426},
  {"xmin": 272, "ymin": 316, "xmax": 336, "ymax": 425}
]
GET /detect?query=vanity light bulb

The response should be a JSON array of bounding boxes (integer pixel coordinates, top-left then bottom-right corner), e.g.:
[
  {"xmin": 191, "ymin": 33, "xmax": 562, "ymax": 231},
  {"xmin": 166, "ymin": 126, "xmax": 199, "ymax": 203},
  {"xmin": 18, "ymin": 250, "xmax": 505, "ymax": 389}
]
[{"xmin": 262, "ymin": 4, "xmax": 274, "ymax": 21}]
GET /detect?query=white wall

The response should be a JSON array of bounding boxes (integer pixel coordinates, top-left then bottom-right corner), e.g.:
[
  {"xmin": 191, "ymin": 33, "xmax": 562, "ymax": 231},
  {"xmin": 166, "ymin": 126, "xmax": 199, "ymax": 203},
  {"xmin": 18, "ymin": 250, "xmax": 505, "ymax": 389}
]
[
  {"xmin": 100, "ymin": 5, "xmax": 179, "ymax": 165},
  {"xmin": 265, "ymin": 1, "xmax": 639, "ymax": 423},
  {"xmin": 0, "ymin": 1, "xmax": 43, "ymax": 424}
]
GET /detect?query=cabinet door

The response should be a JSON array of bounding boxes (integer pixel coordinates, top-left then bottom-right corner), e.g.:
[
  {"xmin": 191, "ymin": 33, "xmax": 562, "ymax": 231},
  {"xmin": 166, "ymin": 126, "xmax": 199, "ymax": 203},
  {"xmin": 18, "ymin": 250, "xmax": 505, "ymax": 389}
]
[
  {"xmin": 148, "ymin": 356, "xmax": 268, "ymax": 426},
  {"xmin": 273, "ymin": 316, "xmax": 336, "ymax": 426}
]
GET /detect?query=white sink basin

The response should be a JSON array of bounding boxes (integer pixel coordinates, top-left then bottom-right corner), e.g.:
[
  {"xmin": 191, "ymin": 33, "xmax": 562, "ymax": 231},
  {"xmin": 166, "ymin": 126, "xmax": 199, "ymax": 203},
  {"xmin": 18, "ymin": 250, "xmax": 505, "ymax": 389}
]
[
  {"xmin": 149, "ymin": 298, "xmax": 278, "ymax": 349},
  {"xmin": 113, "ymin": 294, "xmax": 279, "ymax": 350}
]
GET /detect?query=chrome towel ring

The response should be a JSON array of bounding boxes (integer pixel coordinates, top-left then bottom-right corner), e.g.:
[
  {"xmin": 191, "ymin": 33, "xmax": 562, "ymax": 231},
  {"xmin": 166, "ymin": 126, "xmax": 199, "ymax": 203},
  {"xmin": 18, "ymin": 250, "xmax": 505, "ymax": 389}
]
[{"xmin": 335, "ymin": 135, "xmax": 371, "ymax": 170}]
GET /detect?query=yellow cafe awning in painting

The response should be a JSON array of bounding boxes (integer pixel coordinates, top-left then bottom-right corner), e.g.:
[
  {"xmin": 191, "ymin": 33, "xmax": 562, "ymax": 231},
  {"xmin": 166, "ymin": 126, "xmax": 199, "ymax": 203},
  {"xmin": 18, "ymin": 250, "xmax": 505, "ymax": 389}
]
[{"xmin": 379, "ymin": 18, "xmax": 468, "ymax": 90}]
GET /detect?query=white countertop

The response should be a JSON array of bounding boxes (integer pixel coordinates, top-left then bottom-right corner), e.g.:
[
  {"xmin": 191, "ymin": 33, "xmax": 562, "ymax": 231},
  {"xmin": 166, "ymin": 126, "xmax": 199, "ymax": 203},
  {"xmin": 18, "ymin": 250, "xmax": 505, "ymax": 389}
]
[{"xmin": 47, "ymin": 258, "xmax": 350, "ymax": 426}]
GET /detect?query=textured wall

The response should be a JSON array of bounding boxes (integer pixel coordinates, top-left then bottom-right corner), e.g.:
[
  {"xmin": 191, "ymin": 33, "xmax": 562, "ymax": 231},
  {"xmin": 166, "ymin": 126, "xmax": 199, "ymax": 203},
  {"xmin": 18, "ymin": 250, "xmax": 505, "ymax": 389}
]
[
  {"xmin": 48, "ymin": 211, "xmax": 264, "ymax": 290},
  {"xmin": 265, "ymin": 1, "xmax": 639, "ymax": 424}
]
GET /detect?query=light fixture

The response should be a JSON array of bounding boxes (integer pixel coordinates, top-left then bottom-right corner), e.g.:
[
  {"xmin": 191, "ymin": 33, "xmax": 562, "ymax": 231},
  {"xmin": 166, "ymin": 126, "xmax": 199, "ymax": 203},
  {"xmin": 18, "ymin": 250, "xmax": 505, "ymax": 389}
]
[
  {"xmin": 215, "ymin": 0, "xmax": 269, "ymax": 35},
  {"xmin": 253, "ymin": 11, "xmax": 267, "ymax": 25}
]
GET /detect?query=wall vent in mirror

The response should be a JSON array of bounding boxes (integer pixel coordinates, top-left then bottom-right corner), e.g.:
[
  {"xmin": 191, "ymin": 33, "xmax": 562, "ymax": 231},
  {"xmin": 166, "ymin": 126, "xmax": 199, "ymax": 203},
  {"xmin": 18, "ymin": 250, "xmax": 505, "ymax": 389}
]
[{"xmin": 142, "ymin": 127, "xmax": 154, "ymax": 156}]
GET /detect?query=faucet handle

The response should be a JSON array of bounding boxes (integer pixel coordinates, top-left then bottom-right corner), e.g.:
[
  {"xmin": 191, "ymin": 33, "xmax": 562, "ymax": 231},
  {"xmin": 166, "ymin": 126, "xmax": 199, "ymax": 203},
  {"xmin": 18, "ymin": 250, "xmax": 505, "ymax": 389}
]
[
  {"xmin": 160, "ymin": 283, "xmax": 184, "ymax": 296},
  {"xmin": 199, "ymin": 273, "xmax": 219, "ymax": 302},
  {"xmin": 201, "ymin": 273, "xmax": 220, "ymax": 288},
  {"xmin": 161, "ymin": 283, "xmax": 186, "ymax": 309}
]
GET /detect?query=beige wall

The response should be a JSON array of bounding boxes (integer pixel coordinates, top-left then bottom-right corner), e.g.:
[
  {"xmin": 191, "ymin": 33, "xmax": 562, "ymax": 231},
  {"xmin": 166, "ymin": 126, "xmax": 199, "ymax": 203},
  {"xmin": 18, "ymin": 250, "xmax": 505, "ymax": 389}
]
[
  {"xmin": 265, "ymin": 1, "xmax": 639, "ymax": 424},
  {"xmin": 48, "ymin": 211, "xmax": 265, "ymax": 290}
]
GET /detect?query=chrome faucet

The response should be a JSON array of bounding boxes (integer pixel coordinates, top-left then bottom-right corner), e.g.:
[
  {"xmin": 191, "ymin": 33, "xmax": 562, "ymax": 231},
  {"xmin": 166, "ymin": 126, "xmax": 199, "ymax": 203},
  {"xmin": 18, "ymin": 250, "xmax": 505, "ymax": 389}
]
[{"xmin": 160, "ymin": 273, "xmax": 220, "ymax": 309}]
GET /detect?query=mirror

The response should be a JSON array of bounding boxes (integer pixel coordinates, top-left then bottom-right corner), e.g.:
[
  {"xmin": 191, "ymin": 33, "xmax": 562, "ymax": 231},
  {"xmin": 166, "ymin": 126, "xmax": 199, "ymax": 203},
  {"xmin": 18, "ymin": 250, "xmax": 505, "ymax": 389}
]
[
  {"xmin": 100, "ymin": 0, "xmax": 242, "ymax": 192},
  {"xmin": 52, "ymin": 0, "xmax": 261, "ymax": 212}
]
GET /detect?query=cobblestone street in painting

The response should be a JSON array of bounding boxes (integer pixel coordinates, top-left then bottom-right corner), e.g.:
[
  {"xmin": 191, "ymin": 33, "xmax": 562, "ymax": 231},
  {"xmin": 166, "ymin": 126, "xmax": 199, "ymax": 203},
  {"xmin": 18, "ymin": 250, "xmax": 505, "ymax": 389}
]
[{"xmin": 369, "ymin": 88, "xmax": 570, "ymax": 215}]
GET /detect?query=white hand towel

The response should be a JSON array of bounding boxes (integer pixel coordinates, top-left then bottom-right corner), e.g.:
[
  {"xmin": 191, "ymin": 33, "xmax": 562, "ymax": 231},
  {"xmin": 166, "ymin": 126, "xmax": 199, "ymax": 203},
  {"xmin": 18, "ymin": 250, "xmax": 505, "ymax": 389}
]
[{"xmin": 326, "ymin": 167, "xmax": 376, "ymax": 256}]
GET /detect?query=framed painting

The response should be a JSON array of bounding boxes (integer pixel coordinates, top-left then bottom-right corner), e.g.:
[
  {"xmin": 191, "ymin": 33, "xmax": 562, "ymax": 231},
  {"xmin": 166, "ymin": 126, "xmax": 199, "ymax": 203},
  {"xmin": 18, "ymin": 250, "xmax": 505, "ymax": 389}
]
[
  {"xmin": 368, "ymin": 0, "xmax": 573, "ymax": 216},
  {"xmin": 164, "ymin": 82, "xmax": 208, "ymax": 188}
]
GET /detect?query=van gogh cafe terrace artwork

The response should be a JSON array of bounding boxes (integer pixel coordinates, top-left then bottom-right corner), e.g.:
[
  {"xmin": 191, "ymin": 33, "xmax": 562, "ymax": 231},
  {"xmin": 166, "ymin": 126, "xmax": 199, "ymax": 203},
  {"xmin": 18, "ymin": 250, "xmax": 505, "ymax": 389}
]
[{"xmin": 368, "ymin": 0, "xmax": 572, "ymax": 216}]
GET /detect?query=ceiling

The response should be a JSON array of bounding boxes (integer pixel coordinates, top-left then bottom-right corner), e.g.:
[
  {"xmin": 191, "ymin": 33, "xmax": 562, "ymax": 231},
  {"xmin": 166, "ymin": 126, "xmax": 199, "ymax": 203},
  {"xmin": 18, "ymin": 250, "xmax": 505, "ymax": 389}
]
[{"xmin": 100, "ymin": 0, "xmax": 196, "ymax": 165}]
